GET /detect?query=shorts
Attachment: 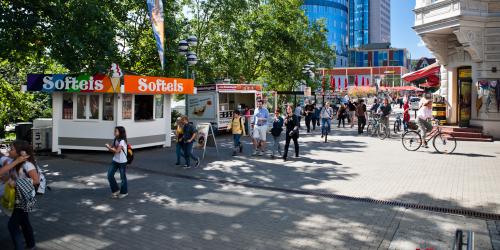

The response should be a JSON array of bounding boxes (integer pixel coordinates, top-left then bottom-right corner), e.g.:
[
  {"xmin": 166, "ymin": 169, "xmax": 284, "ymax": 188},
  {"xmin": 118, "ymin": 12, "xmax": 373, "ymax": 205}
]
[{"xmin": 252, "ymin": 125, "xmax": 268, "ymax": 141}]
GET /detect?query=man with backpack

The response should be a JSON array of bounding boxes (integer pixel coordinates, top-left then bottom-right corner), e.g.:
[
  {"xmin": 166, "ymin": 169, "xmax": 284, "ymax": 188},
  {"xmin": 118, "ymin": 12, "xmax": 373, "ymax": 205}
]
[
  {"xmin": 227, "ymin": 110, "xmax": 246, "ymax": 156},
  {"xmin": 270, "ymin": 109, "xmax": 284, "ymax": 159},
  {"xmin": 181, "ymin": 116, "xmax": 200, "ymax": 168}
]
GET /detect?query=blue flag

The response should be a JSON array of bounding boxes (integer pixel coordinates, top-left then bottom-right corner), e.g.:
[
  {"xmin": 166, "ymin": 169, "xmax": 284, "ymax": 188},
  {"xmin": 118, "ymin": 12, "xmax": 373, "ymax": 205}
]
[{"xmin": 147, "ymin": 0, "xmax": 165, "ymax": 70}]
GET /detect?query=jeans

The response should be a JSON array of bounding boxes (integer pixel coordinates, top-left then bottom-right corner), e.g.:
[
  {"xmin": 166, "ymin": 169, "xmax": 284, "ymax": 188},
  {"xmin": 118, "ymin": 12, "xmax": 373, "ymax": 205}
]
[
  {"xmin": 233, "ymin": 134, "xmax": 242, "ymax": 153},
  {"xmin": 271, "ymin": 135, "xmax": 282, "ymax": 156},
  {"xmin": 183, "ymin": 142, "xmax": 198, "ymax": 166},
  {"xmin": 283, "ymin": 133, "xmax": 299, "ymax": 159},
  {"xmin": 321, "ymin": 118, "xmax": 331, "ymax": 136},
  {"xmin": 357, "ymin": 116, "xmax": 366, "ymax": 134},
  {"xmin": 305, "ymin": 114, "xmax": 313, "ymax": 132},
  {"xmin": 381, "ymin": 116, "xmax": 390, "ymax": 137},
  {"xmin": 338, "ymin": 116, "xmax": 345, "ymax": 127},
  {"xmin": 297, "ymin": 116, "xmax": 302, "ymax": 128},
  {"xmin": 312, "ymin": 117, "xmax": 318, "ymax": 130},
  {"xmin": 176, "ymin": 142, "xmax": 184, "ymax": 164},
  {"xmin": 108, "ymin": 161, "xmax": 128, "ymax": 194},
  {"xmin": 403, "ymin": 120, "xmax": 409, "ymax": 132},
  {"xmin": 9, "ymin": 208, "xmax": 35, "ymax": 250}
]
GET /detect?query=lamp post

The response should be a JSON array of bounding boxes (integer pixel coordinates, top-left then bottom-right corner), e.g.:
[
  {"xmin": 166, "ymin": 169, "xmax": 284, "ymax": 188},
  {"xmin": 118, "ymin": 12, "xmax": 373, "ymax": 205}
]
[
  {"xmin": 301, "ymin": 62, "xmax": 317, "ymax": 103},
  {"xmin": 178, "ymin": 35, "xmax": 198, "ymax": 80}
]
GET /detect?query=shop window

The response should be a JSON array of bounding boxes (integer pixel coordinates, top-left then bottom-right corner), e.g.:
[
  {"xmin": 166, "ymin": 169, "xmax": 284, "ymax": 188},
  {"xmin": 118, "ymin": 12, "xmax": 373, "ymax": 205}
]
[
  {"xmin": 89, "ymin": 95, "xmax": 99, "ymax": 120},
  {"xmin": 62, "ymin": 93, "xmax": 73, "ymax": 120},
  {"xmin": 103, "ymin": 94, "xmax": 114, "ymax": 121},
  {"xmin": 76, "ymin": 94, "xmax": 100, "ymax": 120},
  {"xmin": 122, "ymin": 94, "xmax": 133, "ymax": 120},
  {"xmin": 134, "ymin": 95, "xmax": 154, "ymax": 121},
  {"xmin": 155, "ymin": 95, "xmax": 164, "ymax": 119},
  {"xmin": 76, "ymin": 95, "xmax": 87, "ymax": 119}
]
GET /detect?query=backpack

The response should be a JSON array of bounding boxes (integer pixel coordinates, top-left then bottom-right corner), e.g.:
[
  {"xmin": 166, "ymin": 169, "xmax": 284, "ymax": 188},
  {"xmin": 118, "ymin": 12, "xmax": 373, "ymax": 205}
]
[
  {"xmin": 271, "ymin": 117, "xmax": 283, "ymax": 137},
  {"xmin": 23, "ymin": 164, "xmax": 48, "ymax": 195},
  {"xmin": 231, "ymin": 117, "xmax": 244, "ymax": 134},
  {"xmin": 122, "ymin": 143, "xmax": 134, "ymax": 165}
]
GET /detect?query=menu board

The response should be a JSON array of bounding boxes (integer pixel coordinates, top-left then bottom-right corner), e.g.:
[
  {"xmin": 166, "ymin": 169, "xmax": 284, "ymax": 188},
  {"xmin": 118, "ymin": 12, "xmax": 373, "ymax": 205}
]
[{"xmin": 187, "ymin": 92, "xmax": 216, "ymax": 120}]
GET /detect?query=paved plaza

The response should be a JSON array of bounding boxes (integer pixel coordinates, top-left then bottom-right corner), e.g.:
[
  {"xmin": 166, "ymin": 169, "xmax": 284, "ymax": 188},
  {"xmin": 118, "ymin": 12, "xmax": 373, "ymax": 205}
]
[{"xmin": 1, "ymin": 126, "xmax": 499, "ymax": 249}]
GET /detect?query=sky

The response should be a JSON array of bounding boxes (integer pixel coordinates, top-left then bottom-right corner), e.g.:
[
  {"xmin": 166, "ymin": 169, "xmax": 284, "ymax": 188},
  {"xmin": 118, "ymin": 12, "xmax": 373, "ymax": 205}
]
[{"xmin": 391, "ymin": 0, "xmax": 432, "ymax": 59}]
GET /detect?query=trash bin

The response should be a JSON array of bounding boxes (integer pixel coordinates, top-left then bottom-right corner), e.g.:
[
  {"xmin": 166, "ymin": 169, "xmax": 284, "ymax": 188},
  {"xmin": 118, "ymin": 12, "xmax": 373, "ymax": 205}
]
[{"xmin": 15, "ymin": 122, "xmax": 33, "ymax": 143}]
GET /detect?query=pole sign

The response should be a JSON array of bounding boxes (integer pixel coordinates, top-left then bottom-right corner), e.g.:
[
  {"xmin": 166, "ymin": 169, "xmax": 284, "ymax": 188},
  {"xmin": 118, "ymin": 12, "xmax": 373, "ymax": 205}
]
[
  {"xmin": 123, "ymin": 75, "xmax": 195, "ymax": 94},
  {"xmin": 27, "ymin": 74, "xmax": 115, "ymax": 93}
]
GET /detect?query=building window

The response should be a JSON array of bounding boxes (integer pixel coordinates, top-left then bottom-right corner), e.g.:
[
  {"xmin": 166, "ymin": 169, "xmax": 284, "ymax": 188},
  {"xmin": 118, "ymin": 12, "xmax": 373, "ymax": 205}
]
[
  {"xmin": 155, "ymin": 95, "xmax": 164, "ymax": 119},
  {"xmin": 62, "ymin": 93, "xmax": 73, "ymax": 120},
  {"xmin": 134, "ymin": 95, "xmax": 154, "ymax": 121},
  {"xmin": 102, "ymin": 94, "xmax": 114, "ymax": 121},
  {"xmin": 122, "ymin": 94, "xmax": 133, "ymax": 120},
  {"xmin": 76, "ymin": 94, "xmax": 99, "ymax": 120}
]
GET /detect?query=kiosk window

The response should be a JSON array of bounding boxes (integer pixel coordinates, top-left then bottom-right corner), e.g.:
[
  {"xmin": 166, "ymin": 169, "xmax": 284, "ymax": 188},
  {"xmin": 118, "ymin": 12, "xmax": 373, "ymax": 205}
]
[
  {"xmin": 102, "ymin": 94, "xmax": 114, "ymax": 121},
  {"xmin": 134, "ymin": 95, "xmax": 154, "ymax": 121},
  {"xmin": 122, "ymin": 94, "xmax": 133, "ymax": 120},
  {"xmin": 76, "ymin": 94, "xmax": 100, "ymax": 120},
  {"xmin": 89, "ymin": 95, "xmax": 99, "ymax": 120},
  {"xmin": 62, "ymin": 93, "xmax": 73, "ymax": 120},
  {"xmin": 76, "ymin": 95, "xmax": 87, "ymax": 119},
  {"xmin": 155, "ymin": 95, "xmax": 164, "ymax": 119}
]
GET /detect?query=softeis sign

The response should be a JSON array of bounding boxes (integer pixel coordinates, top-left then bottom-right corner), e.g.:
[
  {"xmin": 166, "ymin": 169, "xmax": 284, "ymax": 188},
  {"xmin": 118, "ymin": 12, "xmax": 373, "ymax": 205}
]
[{"xmin": 27, "ymin": 74, "xmax": 195, "ymax": 95}]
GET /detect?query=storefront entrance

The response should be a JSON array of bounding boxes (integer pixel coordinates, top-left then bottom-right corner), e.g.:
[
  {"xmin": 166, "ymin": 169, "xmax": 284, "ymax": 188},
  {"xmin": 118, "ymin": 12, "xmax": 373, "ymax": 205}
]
[{"xmin": 457, "ymin": 67, "xmax": 472, "ymax": 127}]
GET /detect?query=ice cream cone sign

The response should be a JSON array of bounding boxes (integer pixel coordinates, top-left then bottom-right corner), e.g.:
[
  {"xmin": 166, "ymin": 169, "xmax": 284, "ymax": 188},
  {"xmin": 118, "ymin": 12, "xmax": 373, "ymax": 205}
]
[{"xmin": 110, "ymin": 63, "xmax": 123, "ymax": 93}]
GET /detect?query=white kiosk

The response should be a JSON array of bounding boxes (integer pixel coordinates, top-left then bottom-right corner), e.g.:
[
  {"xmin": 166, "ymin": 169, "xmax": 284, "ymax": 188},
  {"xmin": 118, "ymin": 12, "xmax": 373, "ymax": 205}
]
[{"xmin": 26, "ymin": 73, "xmax": 195, "ymax": 154}]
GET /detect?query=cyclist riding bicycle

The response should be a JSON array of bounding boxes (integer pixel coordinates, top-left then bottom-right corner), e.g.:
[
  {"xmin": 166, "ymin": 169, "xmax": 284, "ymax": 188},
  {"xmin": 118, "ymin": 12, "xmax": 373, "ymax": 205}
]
[
  {"xmin": 320, "ymin": 102, "xmax": 334, "ymax": 139},
  {"xmin": 416, "ymin": 95, "xmax": 433, "ymax": 148}
]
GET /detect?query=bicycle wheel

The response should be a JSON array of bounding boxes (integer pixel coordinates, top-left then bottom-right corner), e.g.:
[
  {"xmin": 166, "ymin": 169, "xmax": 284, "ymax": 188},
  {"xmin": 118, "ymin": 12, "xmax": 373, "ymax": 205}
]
[
  {"xmin": 394, "ymin": 121, "xmax": 401, "ymax": 133},
  {"xmin": 433, "ymin": 132, "xmax": 457, "ymax": 154},
  {"xmin": 402, "ymin": 131, "xmax": 422, "ymax": 151},
  {"xmin": 378, "ymin": 124, "xmax": 388, "ymax": 140}
]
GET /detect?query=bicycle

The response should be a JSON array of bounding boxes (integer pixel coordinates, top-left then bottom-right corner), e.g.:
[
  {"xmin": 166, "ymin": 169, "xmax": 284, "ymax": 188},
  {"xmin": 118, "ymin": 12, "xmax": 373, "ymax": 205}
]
[
  {"xmin": 366, "ymin": 113, "xmax": 389, "ymax": 139},
  {"xmin": 393, "ymin": 113, "xmax": 402, "ymax": 134},
  {"xmin": 321, "ymin": 118, "xmax": 332, "ymax": 143},
  {"xmin": 401, "ymin": 120, "xmax": 457, "ymax": 154}
]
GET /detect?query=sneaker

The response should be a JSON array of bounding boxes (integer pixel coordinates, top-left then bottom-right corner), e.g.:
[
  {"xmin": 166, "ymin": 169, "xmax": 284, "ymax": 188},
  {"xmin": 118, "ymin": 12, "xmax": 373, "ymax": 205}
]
[
  {"xmin": 423, "ymin": 144, "xmax": 429, "ymax": 148},
  {"xmin": 239, "ymin": 145, "xmax": 243, "ymax": 153},
  {"xmin": 270, "ymin": 155, "xmax": 275, "ymax": 159},
  {"xmin": 232, "ymin": 151, "xmax": 237, "ymax": 156},
  {"xmin": 195, "ymin": 158, "xmax": 200, "ymax": 168},
  {"xmin": 283, "ymin": 157, "xmax": 287, "ymax": 162},
  {"xmin": 183, "ymin": 165, "xmax": 191, "ymax": 169},
  {"xmin": 258, "ymin": 151, "xmax": 263, "ymax": 156},
  {"xmin": 321, "ymin": 135, "xmax": 324, "ymax": 138},
  {"xmin": 119, "ymin": 193, "xmax": 128, "ymax": 199},
  {"xmin": 175, "ymin": 162, "xmax": 181, "ymax": 166},
  {"xmin": 252, "ymin": 150, "xmax": 258, "ymax": 156},
  {"xmin": 111, "ymin": 191, "xmax": 119, "ymax": 199}
]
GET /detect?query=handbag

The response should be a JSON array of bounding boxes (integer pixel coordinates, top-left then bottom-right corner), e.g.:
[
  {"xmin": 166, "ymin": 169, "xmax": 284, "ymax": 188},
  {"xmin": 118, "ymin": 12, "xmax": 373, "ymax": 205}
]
[{"xmin": 1, "ymin": 183, "xmax": 16, "ymax": 215}]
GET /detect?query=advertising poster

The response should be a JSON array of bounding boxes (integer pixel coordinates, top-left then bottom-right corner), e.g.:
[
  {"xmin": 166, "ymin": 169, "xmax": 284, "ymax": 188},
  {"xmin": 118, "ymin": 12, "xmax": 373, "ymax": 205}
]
[
  {"xmin": 195, "ymin": 123, "xmax": 210, "ymax": 150},
  {"xmin": 187, "ymin": 92, "xmax": 216, "ymax": 120}
]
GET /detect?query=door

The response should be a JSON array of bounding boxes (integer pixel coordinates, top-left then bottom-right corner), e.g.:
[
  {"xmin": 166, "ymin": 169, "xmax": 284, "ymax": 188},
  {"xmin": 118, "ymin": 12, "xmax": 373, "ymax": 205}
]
[{"xmin": 457, "ymin": 67, "xmax": 472, "ymax": 127}]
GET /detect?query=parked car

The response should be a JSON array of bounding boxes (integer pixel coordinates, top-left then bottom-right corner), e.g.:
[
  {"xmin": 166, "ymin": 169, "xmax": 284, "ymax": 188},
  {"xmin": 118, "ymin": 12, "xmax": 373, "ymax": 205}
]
[{"xmin": 410, "ymin": 97, "xmax": 420, "ymax": 110}]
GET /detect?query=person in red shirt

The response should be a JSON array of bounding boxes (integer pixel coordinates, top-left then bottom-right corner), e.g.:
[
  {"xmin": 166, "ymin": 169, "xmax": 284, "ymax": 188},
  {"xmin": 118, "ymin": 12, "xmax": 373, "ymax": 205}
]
[{"xmin": 403, "ymin": 97, "xmax": 410, "ymax": 132}]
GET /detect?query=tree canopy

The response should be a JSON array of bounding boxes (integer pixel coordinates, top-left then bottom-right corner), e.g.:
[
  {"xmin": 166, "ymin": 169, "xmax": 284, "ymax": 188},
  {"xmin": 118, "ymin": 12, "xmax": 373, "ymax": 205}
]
[{"xmin": 0, "ymin": 0, "xmax": 334, "ymax": 133}]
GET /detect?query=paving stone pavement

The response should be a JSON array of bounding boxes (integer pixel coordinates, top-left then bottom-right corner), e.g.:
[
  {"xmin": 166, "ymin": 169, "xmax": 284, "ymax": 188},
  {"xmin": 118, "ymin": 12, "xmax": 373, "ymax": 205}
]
[
  {"xmin": 0, "ymin": 157, "xmax": 498, "ymax": 250},
  {"xmin": 0, "ymin": 119, "xmax": 499, "ymax": 249}
]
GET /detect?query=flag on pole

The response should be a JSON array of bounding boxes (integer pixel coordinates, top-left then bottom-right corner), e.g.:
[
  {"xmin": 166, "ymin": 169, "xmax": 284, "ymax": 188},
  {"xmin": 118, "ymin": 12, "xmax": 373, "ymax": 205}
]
[
  {"xmin": 147, "ymin": 0, "xmax": 165, "ymax": 70},
  {"xmin": 337, "ymin": 78, "xmax": 341, "ymax": 91},
  {"xmin": 344, "ymin": 78, "xmax": 348, "ymax": 90},
  {"xmin": 355, "ymin": 75, "xmax": 358, "ymax": 88},
  {"xmin": 362, "ymin": 76, "xmax": 365, "ymax": 87},
  {"xmin": 330, "ymin": 75, "xmax": 334, "ymax": 92}
]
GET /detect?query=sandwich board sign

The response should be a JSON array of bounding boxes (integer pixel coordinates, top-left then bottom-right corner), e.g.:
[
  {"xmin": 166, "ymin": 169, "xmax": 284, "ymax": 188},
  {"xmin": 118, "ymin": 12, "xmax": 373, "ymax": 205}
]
[{"xmin": 195, "ymin": 123, "xmax": 218, "ymax": 160}]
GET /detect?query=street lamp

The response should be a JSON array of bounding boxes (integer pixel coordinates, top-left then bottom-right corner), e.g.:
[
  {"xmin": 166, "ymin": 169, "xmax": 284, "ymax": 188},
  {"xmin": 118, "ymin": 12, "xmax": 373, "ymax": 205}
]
[{"xmin": 178, "ymin": 36, "xmax": 198, "ymax": 79}]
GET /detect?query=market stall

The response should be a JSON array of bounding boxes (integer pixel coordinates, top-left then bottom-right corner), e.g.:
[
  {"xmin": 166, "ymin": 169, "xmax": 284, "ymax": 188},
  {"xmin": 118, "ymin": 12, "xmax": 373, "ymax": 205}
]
[
  {"xmin": 186, "ymin": 84, "xmax": 276, "ymax": 130},
  {"xmin": 26, "ymin": 73, "xmax": 194, "ymax": 154}
]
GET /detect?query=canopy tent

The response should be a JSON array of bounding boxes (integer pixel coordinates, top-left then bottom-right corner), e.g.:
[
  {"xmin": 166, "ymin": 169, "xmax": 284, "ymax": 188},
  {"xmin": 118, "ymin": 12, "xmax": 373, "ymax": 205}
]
[{"xmin": 402, "ymin": 62, "xmax": 440, "ymax": 82}]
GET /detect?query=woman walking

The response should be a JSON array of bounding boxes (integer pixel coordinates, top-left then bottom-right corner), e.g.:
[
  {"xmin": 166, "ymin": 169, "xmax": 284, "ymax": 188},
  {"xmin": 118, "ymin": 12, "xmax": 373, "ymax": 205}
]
[
  {"xmin": 337, "ymin": 103, "xmax": 347, "ymax": 128},
  {"xmin": 105, "ymin": 126, "xmax": 128, "ymax": 199},
  {"xmin": 174, "ymin": 117, "xmax": 184, "ymax": 165},
  {"xmin": 270, "ymin": 109, "xmax": 284, "ymax": 159},
  {"xmin": 283, "ymin": 104, "xmax": 299, "ymax": 162},
  {"xmin": 0, "ymin": 140, "xmax": 39, "ymax": 250},
  {"xmin": 403, "ymin": 97, "xmax": 410, "ymax": 132}
]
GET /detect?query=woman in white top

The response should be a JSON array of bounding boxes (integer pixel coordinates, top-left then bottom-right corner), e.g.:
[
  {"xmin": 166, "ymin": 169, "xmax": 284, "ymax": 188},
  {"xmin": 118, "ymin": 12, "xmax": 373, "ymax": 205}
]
[
  {"xmin": 1, "ymin": 140, "xmax": 39, "ymax": 250},
  {"xmin": 105, "ymin": 126, "xmax": 128, "ymax": 199},
  {"xmin": 416, "ymin": 96, "xmax": 434, "ymax": 147}
]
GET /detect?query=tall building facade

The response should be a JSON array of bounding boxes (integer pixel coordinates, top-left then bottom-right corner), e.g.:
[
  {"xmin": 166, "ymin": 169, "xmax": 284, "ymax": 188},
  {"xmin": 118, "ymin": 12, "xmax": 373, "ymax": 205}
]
[
  {"xmin": 302, "ymin": 0, "xmax": 349, "ymax": 67},
  {"xmin": 349, "ymin": 0, "xmax": 391, "ymax": 48}
]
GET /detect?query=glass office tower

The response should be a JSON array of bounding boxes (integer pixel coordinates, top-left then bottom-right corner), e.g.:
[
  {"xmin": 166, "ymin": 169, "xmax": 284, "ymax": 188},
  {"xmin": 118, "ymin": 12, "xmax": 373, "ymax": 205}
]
[
  {"xmin": 302, "ymin": 0, "xmax": 348, "ymax": 67},
  {"xmin": 349, "ymin": 0, "xmax": 369, "ymax": 48}
]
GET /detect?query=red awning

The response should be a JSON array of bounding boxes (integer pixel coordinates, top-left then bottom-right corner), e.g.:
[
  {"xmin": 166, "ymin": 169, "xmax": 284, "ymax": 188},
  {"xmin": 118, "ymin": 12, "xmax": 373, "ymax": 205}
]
[{"xmin": 402, "ymin": 62, "xmax": 440, "ymax": 82}]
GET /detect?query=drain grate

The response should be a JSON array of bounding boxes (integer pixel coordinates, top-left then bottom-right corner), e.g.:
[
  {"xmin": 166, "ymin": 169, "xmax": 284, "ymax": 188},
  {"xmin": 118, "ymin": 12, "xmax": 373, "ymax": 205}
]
[{"xmin": 135, "ymin": 167, "xmax": 500, "ymax": 220}]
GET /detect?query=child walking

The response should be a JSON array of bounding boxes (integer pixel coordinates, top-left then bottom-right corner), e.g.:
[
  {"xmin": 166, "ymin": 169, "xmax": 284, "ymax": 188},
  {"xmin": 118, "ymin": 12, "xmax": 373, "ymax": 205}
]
[
  {"xmin": 105, "ymin": 126, "xmax": 128, "ymax": 199},
  {"xmin": 270, "ymin": 109, "xmax": 284, "ymax": 158},
  {"xmin": 227, "ymin": 110, "xmax": 246, "ymax": 156}
]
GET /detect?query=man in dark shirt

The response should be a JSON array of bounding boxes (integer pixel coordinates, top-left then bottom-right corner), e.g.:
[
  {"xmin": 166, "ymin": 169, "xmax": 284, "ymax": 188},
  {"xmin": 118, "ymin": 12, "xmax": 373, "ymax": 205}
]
[
  {"xmin": 304, "ymin": 100, "xmax": 315, "ymax": 133},
  {"xmin": 356, "ymin": 99, "xmax": 367, "ymax": 134},
  {"xmin": 378, "ymin": 98, "xmax": 392, "ymax": 138},
  {"xmin": 181, "ymin": 116, "xmax": 200, "ymax": 168}
]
